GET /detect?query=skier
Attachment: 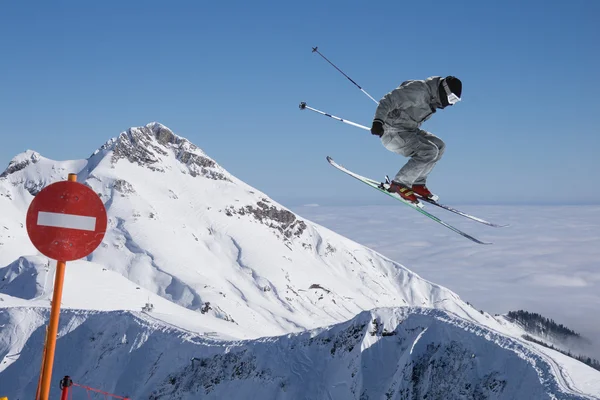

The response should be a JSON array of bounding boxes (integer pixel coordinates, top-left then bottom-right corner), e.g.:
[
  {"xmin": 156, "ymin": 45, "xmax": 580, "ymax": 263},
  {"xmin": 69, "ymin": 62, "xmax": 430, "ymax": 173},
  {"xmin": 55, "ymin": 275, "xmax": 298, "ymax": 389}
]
[{"xmin": 370, "ymin": 76, "xmax": 462, "ymax": 203}]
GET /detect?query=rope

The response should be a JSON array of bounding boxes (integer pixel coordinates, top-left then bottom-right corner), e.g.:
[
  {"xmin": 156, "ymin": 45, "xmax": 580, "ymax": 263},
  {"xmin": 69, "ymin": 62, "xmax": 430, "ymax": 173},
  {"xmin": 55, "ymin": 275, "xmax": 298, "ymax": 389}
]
[{"xmin": 71, "ymin": 382, "xmax": 130, "ymax": 399}]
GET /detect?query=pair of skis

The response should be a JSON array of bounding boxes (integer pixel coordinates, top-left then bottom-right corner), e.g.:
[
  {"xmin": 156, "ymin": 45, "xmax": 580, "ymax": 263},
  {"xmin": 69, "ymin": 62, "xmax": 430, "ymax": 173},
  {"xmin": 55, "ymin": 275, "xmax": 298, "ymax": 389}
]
[{"xmin": 326, "ymin": 157, "xmax": 507, "ymax": 245}]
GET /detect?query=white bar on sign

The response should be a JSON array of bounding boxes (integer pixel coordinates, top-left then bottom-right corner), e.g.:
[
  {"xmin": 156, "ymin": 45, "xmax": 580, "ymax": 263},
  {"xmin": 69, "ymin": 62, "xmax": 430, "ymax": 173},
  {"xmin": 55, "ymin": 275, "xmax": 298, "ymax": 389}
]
[{"xmin": 37, "ymin": 211, "xmax": 96, "ymax": 231}]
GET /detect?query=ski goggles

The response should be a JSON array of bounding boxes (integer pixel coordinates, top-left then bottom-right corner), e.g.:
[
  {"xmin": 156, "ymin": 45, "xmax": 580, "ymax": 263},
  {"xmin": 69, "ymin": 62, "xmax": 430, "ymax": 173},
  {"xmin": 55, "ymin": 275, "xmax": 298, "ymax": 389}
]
[{"xmin": 442, "ymin": 79, "xmax": 461, "ymax": 105}]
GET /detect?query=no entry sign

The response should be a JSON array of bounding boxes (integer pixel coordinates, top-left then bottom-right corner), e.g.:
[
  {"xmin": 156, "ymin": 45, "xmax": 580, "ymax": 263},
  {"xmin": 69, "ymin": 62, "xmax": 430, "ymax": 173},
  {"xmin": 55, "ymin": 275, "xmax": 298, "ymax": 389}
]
[{"xmin": 26, "ymin": 180, "xmax": 107, "ymax": 261}]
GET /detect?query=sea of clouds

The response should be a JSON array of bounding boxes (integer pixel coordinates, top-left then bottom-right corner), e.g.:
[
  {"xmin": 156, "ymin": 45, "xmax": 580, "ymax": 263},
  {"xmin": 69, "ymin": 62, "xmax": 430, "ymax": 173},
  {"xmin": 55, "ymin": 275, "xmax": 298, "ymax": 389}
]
[{"xmin": 292, "ymin": 204, "xmax": 600, "ymax": 359}]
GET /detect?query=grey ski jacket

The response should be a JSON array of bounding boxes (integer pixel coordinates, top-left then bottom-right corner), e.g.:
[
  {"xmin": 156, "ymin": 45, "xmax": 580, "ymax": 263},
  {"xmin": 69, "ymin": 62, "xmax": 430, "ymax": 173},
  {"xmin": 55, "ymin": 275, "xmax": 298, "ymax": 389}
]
[{"xmin": 373, "ymin": 76, "xmax": 444, "ymax": 131}]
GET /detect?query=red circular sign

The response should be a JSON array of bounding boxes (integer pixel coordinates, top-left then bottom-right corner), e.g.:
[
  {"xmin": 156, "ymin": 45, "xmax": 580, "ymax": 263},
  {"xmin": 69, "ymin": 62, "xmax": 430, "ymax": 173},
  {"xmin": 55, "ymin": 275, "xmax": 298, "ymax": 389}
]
[{"xmin": 26, "ymin": 181, "xmax": 107, "ymax": 261}]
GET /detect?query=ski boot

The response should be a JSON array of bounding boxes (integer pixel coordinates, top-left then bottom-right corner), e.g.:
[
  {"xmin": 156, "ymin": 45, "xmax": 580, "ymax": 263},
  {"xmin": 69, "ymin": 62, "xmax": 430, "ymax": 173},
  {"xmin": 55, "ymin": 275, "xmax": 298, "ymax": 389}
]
[
  {"xmin": 383, "ymin": 179, "xmax": 421, "ymax": 206},
  {"xmin": 411, "ymin": 184, "xmax": 439, "ymax": 202}
]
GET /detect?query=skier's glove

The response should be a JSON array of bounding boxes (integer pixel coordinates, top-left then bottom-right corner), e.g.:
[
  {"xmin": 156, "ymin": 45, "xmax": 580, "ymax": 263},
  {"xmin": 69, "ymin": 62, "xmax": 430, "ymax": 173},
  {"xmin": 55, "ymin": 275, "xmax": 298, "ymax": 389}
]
[{"xmin": 371, "ymin": 120, "xmax": 384, "ymax": 137}]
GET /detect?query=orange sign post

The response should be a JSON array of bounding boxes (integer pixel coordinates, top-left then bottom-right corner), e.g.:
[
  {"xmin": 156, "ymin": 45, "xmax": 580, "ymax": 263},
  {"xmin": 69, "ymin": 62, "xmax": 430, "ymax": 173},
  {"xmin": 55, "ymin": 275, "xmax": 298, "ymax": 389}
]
[
  {"xmin": 35, "ymin": 327, "xmax": 48, "ymax": 399},
  {"xmin": 38, "ymin": 259, "xmax": 68, "ymax": 399}
]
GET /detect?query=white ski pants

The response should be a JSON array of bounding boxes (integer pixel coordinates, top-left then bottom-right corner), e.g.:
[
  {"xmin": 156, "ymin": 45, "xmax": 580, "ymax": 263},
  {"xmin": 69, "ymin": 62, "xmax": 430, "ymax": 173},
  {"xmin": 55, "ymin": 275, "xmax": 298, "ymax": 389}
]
[{"xmin": 381, "ymin": 128, "xmax": 445, "ymax": 186}]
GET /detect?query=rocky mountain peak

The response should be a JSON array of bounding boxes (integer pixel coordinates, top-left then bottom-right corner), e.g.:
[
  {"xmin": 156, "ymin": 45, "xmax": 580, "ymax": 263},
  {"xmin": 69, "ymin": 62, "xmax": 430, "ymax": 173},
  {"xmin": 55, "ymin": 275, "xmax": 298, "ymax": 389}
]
[
  {"xmin": 0, "ymin": 150, "xmax": 41, "ymax": 179},
  {"xmin": 93, "ymin": 122, "xmax": 230, "ymax": 181}
]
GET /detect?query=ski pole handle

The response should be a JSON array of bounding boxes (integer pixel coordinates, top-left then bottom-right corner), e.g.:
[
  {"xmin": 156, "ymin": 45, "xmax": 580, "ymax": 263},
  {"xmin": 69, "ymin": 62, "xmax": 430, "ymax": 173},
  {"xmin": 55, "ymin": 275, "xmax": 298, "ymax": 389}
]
[{"xmin": 299, "ymin": 102, "xmax": 370, "ymax": 131}]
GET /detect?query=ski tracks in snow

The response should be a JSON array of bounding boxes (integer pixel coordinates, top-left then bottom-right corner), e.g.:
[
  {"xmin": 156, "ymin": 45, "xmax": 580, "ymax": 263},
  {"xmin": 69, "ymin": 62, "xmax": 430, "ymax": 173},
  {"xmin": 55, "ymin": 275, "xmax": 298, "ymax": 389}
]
[{"xmin": 410, "ymin": 327, "xmax": 428, "ymax": 355}]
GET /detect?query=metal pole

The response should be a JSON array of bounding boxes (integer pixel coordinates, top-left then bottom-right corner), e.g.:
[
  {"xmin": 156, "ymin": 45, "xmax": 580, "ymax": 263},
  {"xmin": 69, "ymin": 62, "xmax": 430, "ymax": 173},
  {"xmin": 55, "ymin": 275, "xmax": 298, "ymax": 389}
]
[
  {"xmin": 299, "ymin": 102, "xmax": 370, "ymax": 131},
  {"xmin": 60, "ymin": 376, "xmax": 72, "ymax": 400},
  {"xmin": 312, "ymin": 46, "xmax": 379, "ymax": 105},
  {"xmin": 39, "ymin": 173, "xmax": 77, "ymax": 400}
]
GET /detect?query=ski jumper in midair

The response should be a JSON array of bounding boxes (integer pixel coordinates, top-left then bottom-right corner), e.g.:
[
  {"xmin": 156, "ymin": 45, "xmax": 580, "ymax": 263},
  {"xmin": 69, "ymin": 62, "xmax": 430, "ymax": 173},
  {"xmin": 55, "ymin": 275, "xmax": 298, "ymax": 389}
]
[{"xmin": 370, "ymin": 76, "xmax": 462, "ymax": 203}]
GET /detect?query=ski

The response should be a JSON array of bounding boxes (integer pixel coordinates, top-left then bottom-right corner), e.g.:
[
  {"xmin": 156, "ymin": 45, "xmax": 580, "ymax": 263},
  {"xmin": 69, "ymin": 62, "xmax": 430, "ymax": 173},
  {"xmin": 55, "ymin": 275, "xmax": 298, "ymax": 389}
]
[
  {"xmin": 326, "ymin": 156, "xmax": 492, "ymax": 245},
  {"xmin": 416, "ymin": 197, "xmax": 508, "ymax": 228},
  {"xmin": 374, "ymin": 176, "xmax": 507, "ymax": 228}
]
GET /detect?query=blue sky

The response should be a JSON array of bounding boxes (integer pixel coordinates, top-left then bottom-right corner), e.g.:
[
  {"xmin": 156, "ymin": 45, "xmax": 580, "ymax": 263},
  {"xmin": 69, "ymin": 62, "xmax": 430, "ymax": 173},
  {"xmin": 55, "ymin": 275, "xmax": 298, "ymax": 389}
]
[{"xmin": 1, "ymin": 1, "xmax": 598, "ymax": 206}]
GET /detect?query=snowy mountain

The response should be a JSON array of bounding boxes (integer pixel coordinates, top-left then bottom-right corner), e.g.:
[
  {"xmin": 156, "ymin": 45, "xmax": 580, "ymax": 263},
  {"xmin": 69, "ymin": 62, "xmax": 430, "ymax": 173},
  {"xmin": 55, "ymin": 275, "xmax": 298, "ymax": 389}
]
[
  {"xmin": 0, "ymin": 123, "xmax": 599, "ymax": 399},
  {"xmin": 1, "ymin": 306, "xmax": 597, "ymax": 400}
]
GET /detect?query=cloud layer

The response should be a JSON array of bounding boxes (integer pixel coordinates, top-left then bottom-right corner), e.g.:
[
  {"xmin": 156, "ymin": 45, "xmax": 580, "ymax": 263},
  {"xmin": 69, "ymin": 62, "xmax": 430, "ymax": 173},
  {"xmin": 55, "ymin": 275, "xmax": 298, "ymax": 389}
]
[{"xmin": 293, "ymin": 204, "xmax": 600, "ymax": 357}]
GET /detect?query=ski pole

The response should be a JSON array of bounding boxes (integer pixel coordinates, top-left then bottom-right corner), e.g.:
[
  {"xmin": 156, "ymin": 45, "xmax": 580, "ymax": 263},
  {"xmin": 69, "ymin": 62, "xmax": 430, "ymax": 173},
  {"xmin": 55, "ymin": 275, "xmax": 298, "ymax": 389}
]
[
  {"xmin": 312, "ymin": 46, "xmax": 379, "ymax": 105},
  {"xmin": 299, "ymin": 102, "xmax": 370, "ymax": 131}
]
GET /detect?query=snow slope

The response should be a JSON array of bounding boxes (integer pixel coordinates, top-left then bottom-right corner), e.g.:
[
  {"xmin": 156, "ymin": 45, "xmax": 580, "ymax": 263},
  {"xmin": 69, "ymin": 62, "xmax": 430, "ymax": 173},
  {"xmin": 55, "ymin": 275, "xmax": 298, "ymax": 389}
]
[
  {"xmin": 0, "ymin": 122, "xmax": 489, "ymax": 338},
  {"xmin": 0, "ymin": 123, "xmax": 598, "ymax": 399}
]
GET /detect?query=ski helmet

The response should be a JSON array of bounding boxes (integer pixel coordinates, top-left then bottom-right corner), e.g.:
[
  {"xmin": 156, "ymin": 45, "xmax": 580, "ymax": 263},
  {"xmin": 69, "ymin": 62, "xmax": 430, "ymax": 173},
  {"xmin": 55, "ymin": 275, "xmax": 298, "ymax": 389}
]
[{"xmin": 442, "ymin": 76, "xmax": 462, "ymax": 105}]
